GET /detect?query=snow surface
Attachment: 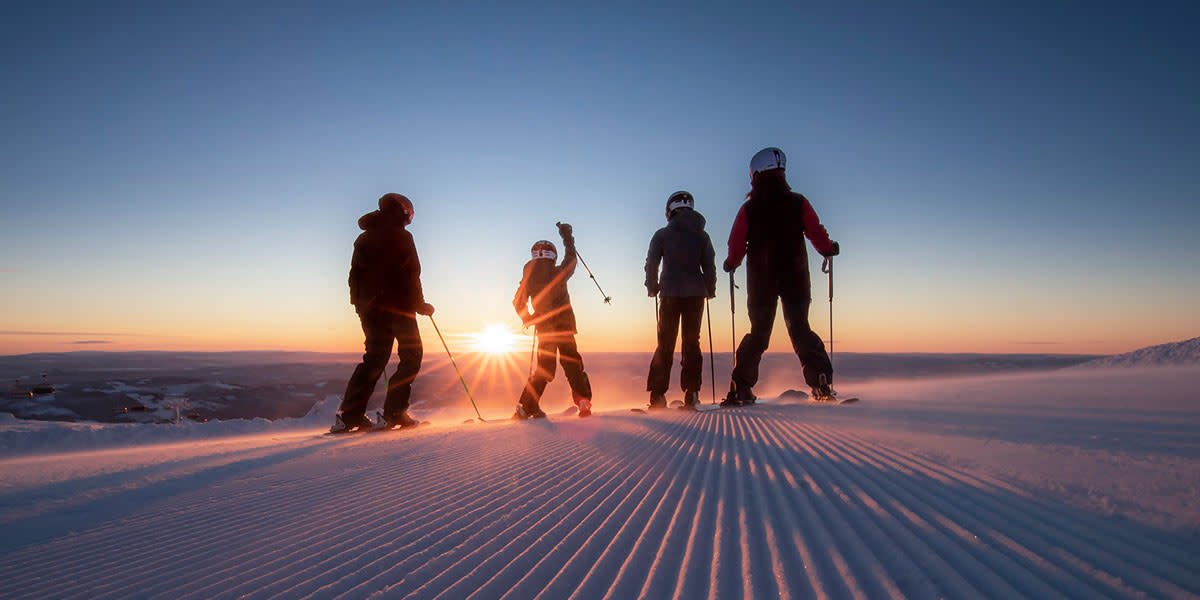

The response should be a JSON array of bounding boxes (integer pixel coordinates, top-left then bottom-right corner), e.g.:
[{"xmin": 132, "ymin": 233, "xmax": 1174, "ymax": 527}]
[{"xmin": 0, "ymin": 367, "xmax": 1198, "ymax": 598}]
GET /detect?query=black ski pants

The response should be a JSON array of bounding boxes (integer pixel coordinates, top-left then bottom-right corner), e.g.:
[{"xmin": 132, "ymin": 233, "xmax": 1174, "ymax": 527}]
[
  {"xmin": 732, "ymin": 265, "xmax": 831, "ymax": 391},
  {"xmin": 520, "ymin": 332, "xmax": 592, "ymax": 409},
  {"xmin": 340, "ymin": 307, "xmax": 423, "ymax": 419},
  {"xmin": 647, "ymin": 296, "xmax": 705, "ymax": 395}
]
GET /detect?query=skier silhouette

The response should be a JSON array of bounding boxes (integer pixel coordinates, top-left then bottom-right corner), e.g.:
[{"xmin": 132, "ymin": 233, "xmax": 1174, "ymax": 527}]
[
  {"xmin": 512, "ymin": 223, "xmax": 593, "ymax": 419},
  {"xmin": 331, "ymin": 193, "xmax": 435, "ymax": 433},
  {"xmin": 644, "ymin": 191, "xmax": 717, "ymax": 410},
  {"xmin": 723, "ymin": 148, "xmax": 842, "ymax": 404}
]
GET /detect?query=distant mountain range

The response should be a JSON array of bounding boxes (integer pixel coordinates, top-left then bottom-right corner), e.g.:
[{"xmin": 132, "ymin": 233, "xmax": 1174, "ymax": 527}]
[{"xmin": 1077, "ymin": 336, "xmax": 1200, "ymax": 368}]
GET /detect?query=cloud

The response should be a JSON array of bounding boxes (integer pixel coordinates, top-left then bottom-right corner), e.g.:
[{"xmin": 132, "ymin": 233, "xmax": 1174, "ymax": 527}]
[{"xmin": 71, "ymin": 340, "xmax": 113, "ymax": 345}]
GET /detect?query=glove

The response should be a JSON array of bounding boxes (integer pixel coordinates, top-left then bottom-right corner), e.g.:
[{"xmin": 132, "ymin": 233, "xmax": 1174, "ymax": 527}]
[
  {"xmin": 707, "ymin": 288, "xmax": 716, "ymax": 299},
  {"xmin": 556, "ymin": 222, "xmax": 573, "ymax": 238},
  {"xmin": 722, "ymin": 258, "xmax": 738, "ymax": 273},
  {"xmin": 822, "ymin": 241, "xmax": 840, "ymax": 257},
  {"xmin": 647, "ymin": 283, "xmax": 659, "ymax": 297},
  {"xmin": 416, "ymin": 302, "xmax": 435, "ymax": 316}
]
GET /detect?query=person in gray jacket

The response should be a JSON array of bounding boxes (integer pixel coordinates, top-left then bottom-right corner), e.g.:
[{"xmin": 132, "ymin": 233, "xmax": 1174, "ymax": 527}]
[{"xmin": 644, "ymin": 191, "xmax": 717, "ymax": 410}]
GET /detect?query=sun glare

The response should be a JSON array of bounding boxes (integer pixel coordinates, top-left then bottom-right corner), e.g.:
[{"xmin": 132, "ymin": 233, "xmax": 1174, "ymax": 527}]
[{"xmin": 471, "ymin": 323, "xmax": 519, "ymax": 354}]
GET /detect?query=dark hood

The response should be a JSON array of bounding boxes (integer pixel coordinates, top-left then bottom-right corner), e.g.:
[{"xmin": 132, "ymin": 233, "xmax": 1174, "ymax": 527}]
[
  {"xmin": 667, "ymin": 208, "xmax": 707, "ymax": 233},
  {"xmin": 358, "ymin": 209, "xmax": 409, "ymax": 231}
]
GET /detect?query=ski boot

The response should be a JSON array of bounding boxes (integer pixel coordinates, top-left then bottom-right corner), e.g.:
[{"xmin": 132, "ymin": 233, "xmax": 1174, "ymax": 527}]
[
  {"xmin": 647, "ymin": 392, "xmax": 668, "ymax": 411},
  {"xmin": 574, "ymin": 393, "xmax": 592, "ymax": 418},
  {"xmin": 811, "ymin": 374, "xmax": 838, "ymax": 403},
  {"xmin": 513, "ymin": 403, "xmax": 548, "ymax": 420},
  {"xmin": 329, "ymin": 411, "xmax": 374, "ymax": 434},
  {"xmin": 720, "ymin": 387, "xmax": 740, "ymax": 407},
  {"xmin": 738, "ymin": 386, "xmax": 757, "ymax": 406},
  {"xmin": 721, "ymin": 382, "xmax": 755, "ymax": 407},
  {"xmin": 375, "ymin": 409, "xmax": 419, "ymax": 430},
  {"xmin": 681, "ymin": 390, "xmax": 700, "ymax": 411}
]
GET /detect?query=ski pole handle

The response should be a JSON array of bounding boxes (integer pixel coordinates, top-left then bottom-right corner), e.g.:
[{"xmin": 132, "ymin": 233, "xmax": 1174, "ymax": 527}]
[
  {"xmin": 728, "ymin": 272, "xmax": 736, "ymax": 315},
  {"xmin": 822, "ymin": 256, "xmax": 833, "ymax": 301}
]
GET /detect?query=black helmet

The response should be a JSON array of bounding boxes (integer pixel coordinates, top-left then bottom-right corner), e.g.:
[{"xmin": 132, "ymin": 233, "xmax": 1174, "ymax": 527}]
[
  {"xmin": 665, "ymin": 190, "xmax": 694, "ymax": 218},
  {"xmin": 378, "ymin": 193, "xmax": 414, "ymax": 224},
  {"xmin": 531, "ymin": 240, "xmax": 557, "ymax": 260}
]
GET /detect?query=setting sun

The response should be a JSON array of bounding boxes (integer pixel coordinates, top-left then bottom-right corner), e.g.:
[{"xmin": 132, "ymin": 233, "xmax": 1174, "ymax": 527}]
[{"xmin": 471, "ymin": 323, "xmax": 519, "ymax": 354}]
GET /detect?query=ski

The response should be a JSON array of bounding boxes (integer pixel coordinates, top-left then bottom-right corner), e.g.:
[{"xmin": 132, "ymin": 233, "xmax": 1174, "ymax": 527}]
[
  {"xmin": 369, "ymin": 421, "xmax": 431, "ymax": 433},
  {"xmin": 779, "ymin": 388, "xmax": 861, "ymax": 405},
  {"xmin": 807, "ymin": 397, "xmax": 860, "ymax": 405},
  {"xmin": 325, "ymin": 419, "xmax": 429, "ymax": 437}
]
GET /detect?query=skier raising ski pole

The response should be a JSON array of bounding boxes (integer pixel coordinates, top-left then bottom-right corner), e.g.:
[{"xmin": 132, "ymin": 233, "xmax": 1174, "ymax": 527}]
[
  {"xmin": 511, "ymin": 223, "xmax": 594, "ymax": 419},
  {"xmin": 722, "ymin": 147, "xmax": 843, "ymax": 405},
  {"xmin": 331, "ymin": 193, "xmax": 434, "ymax": 434},
  {"xmin": 644, "ymin": 190, "xmax": 717, "ymax": 411}
]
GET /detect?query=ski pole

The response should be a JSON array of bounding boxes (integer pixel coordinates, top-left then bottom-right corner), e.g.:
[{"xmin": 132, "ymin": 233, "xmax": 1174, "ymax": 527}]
[
  {"xmin": 558, "ymin": 222, "xmax": 612, "ymax": 304},
  {"xmin": 528, "ymin": 328, "xmax": 537, "ymax": 378},
  {"xmin": 428, "ymin": 315, "xmax": 484, "ymax": 422},
  {"xmin": 729, "ymin": 271, "xmax": 738, "ymax": 362},
  {"xmin": 576, "ymin": 250, "xmax": 611, "ymax": 304},
  {"xmin": 822, "ymin": 256, "xmax": 834, "ymax": 365},
  {"xmin": 725, "ymin": 271, "xmax": 739, "ymax": 402},
  {"xmin": 706, "ymin": 296, "xmax": 716, "ymax": 404}
]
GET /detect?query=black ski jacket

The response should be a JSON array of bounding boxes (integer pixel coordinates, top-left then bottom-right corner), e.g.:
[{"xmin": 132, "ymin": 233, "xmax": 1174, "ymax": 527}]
[
  {"xmin": 645, "ymin": 208, "xmax": 717, "ymax": 298},
  {"xmin": 348, "ymin": 209, "xmax": 426, "ymax": 313},
  {"xmin": 513, "ymin": 231, "xmax": 578, "ymax": 334}
]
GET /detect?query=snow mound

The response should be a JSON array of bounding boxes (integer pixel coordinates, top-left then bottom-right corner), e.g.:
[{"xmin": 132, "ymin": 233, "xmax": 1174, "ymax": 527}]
[
  {"xmin": 1075, "ymin": 336, "xmax": 1200, "ymax": 368},
  {"xmin": 0, "ymin": 395, "xmax": 342, "ymax": 455}
]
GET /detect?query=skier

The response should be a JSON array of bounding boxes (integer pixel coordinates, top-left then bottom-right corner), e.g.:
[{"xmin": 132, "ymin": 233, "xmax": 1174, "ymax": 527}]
[
  {"xmin": 512, "ymin": 223, "xmax": 594, "ymax": 419},
  {"xmin": 644, "ymin": 191, "xmax": 717, "ymax": 410},
  {"xmin": 723, "ymin": 148, "xmax": 841, "ymax": 404},
  {"xmin": 331, "ymin": 193, "xmax": 435, "ymax": 433}
]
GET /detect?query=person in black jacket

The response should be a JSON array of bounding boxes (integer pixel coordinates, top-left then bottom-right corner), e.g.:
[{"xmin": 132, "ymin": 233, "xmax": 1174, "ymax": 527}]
[
  {"xmin": 331, "ymin": 193, "xmax": 435, "ymax": 433},
  {"xmin": 512, "ymin": 223, "xmax": 593, "ymax": 419},
  {"xmin": 723, "ymin": 148, "xmax": 841, "ymax": 404},
  {"xmin": 645, "ymin": 191, "xmax": 717, "ymax": 410}
]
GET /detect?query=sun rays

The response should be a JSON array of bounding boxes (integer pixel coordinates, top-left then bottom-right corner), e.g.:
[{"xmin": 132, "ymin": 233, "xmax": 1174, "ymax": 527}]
[{"xmin": 410, "ymin": 324, "xmax": 535, "ymax": 415}]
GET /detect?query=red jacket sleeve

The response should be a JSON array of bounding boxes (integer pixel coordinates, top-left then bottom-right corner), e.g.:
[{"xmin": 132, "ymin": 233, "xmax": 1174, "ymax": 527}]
[
  {"xmin": 725, "ymin": 202, "xmax": 749, "ymax": 268},
  {"xmin": 801, "ymin": 197, "xmax": 835, "ymax": 256}
]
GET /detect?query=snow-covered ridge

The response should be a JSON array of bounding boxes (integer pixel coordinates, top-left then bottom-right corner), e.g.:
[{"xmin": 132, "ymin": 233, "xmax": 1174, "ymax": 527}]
[{"xmin": 1076, "ymin": 336, "xmax": 1200, "ymax": 368}]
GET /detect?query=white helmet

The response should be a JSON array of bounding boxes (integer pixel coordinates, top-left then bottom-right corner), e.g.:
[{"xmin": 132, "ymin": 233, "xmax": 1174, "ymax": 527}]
[
  {"xmin": 750, "ymin": 147, "xmax": 786, "ymax": 175},
  {"xmin": 531, "ymin": 240, "xmax": 557, "ymax": 260},
  {"xmin": 665, "ymin": 190, "xmax": 694, "ymax": 218}
]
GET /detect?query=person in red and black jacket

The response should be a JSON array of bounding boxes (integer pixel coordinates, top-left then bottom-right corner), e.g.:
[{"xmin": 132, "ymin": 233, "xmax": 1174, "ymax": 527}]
[
  {"xmin": 723, "ymin": 148, "xmax": 842, "ymax": 404},
  {"xmin": 331, "ymin": 193, "xmax": 436, "ymax": 434}
]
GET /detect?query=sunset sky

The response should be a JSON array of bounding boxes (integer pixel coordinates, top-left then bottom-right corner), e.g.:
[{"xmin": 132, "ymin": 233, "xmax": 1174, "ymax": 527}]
[{"xmin": 2, "ymin": 2, "xmax": 1198, "ymax": 356}]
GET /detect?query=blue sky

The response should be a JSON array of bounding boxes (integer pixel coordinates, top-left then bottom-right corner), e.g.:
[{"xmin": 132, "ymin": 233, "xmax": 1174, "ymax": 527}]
[{"xmin": 1, "ymin": 1, "xmax": 1197, "ymax": 354}]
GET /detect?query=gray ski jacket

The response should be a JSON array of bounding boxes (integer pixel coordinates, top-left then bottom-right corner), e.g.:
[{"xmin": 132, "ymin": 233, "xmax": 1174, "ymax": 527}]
[{"xmin": 645, "ymin": 208, "xmax": 717, "ymax": 298}]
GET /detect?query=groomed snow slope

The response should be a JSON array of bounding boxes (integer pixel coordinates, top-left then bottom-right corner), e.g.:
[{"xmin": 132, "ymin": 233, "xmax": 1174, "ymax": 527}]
[{"xmin": 1, "ymin": 369, "xmax": 1198, "ymax": 599}]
